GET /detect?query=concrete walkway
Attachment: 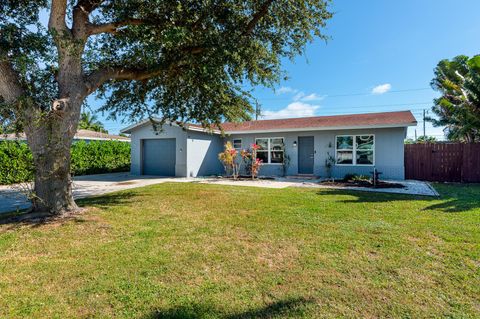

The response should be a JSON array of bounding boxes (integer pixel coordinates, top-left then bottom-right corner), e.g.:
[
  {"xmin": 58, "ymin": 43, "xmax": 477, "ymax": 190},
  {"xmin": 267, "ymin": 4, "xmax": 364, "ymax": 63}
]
[
  {"xmin": 197, "ymin": 177, "xmax": 439, "ymax": 196},
  {"xmin": 0, "ymin": 173, "xmax": 192, "ymax": 214},
  {"xmin": 0, "ymin": 173, "xmax": 438, "ymax": 214}
]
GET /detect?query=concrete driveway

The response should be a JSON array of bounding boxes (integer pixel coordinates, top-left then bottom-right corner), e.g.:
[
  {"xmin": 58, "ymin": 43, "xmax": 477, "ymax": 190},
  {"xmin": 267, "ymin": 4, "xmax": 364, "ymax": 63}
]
[{"xmin": 0, "ymin": 173, "xmax": 191, "ymax": 214}]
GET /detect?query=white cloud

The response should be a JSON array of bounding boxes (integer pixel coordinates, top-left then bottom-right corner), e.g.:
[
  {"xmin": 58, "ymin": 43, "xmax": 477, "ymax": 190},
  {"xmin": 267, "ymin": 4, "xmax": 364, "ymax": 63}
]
[
  {"xmin": 299, "ymin": 93, "xmax": 324, "ymax": 102},
  {"xmin": 292, "ymin": 91, "xmax": 305, "ymax": 101},
  {"xmin": 262, "ymin": 102, "xmax": 320, "ymax": 119},
  {"xmin": 276, "ymin": 86, "xmax": 298, "ymax": 94},
  {"xmin": 371, "ymin": 83, "xmax": 392, "ymax": 95}
]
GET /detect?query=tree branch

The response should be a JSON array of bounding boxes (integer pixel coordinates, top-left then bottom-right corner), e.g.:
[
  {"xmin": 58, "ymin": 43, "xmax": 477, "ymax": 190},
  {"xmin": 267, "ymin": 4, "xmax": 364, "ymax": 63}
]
[
  {"xmin": 84, "ymin": 66, "xmax": 166, "ymax": 94},
  {"xmin": 0, "ymin": 59, "xmax": 24, "ymax": 104},
  {"xmin": 84, "ymin": 45, "xmax": 205, "ymax": 94},
  {"xmin": 48, "ymin": 0, "xmax": 68, "ymax": 32},
  {"xmin": 87, "ymin": 19, "xmax": 146, "ymax": 35},
  {"xmin": 243, "ymin": 0, "xmax": 275, "ymax": 36},
  {"xmin": 74, "ymin": 0, "xmax": 104, "ymax": 15},
  {"xmin": 72, "ymin": 0, "xmax": 106, "ymax": 38}
]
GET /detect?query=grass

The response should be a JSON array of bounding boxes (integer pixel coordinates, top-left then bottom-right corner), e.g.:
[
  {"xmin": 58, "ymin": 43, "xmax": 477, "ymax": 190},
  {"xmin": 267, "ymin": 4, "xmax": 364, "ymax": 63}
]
[{"xmin": 0, "ymin": 183, "xmax": 479, "ymax": 318}]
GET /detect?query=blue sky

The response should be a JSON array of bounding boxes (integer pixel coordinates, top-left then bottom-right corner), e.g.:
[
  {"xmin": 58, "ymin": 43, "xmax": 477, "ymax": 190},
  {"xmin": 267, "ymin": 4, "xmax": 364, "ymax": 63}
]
[{"xmin": 88, "ymin": 0, "xmax": 480, "ymax": 138}]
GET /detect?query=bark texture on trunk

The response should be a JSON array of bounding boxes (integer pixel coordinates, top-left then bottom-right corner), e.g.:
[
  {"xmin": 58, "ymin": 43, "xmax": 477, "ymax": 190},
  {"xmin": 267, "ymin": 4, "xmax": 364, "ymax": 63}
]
[
  {"xmin": 25, "ymin": 98, "xmax": 82, "ymax": 214},
  {"xmin": 32, "ymin": 143, "xmax": 78, "ymax": 214}
]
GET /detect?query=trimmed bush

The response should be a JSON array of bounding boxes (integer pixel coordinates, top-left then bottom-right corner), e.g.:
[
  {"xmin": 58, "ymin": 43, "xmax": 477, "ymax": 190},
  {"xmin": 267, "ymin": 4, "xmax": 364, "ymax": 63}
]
[
  {"xmin": 71, "ymin": 140, "xmax": 130, "ymax": 176},
  {"xmin": 0, "ymin": 141, "xmax": 34, "ymax": 184},
  {"xmin": 0, "ymin": 140, "xmax": 130, "ymax": 185}
]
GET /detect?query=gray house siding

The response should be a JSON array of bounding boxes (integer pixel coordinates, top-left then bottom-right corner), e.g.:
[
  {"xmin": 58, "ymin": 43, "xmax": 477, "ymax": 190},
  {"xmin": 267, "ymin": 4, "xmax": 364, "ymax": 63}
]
[
  {"xmin": 128, "ymin": 123, "xmax": 407, "ymax": 180},
  {"xmin": 129, "ymin": 124, "xmax": 188, "ymax": 176},
  {"xmin": 228, "ymin": 127, "xmax": 406, "ymax": 180},
  {"xmin": 186, "ymin": 131, "xmax": 224, "ymax": 177}
]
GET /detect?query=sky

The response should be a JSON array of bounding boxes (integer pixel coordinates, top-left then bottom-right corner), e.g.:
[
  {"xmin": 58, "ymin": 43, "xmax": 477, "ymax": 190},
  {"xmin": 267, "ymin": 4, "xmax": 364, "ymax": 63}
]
[{"xmin": 86, "ymin": 0, "xmax": 480, "ymax": 138}]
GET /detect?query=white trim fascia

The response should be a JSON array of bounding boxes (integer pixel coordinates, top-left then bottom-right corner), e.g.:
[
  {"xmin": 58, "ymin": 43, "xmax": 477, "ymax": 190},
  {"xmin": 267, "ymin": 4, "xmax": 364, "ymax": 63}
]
[
  {"xmin": 224, "ymin": 123, "xmax": 416, "ymax": 135},
  {"xmin": 120, "ymin": 117, "xmax": 221, "ymax": 134}
]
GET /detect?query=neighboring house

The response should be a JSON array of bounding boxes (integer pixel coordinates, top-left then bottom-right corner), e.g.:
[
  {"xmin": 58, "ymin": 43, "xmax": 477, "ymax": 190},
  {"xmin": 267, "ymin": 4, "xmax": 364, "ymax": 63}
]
[
  {"xmin": 121, "ymin": 111, "xmax": 417, "ymax": 179},
  {"xmin": 1, "ymin": 129, "xmax": 130, "ymax": 142}
]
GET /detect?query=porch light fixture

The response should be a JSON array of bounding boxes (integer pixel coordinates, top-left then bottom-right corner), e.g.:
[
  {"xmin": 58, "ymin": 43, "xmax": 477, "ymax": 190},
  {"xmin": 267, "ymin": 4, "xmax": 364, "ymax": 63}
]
[{"xmin": 293, "ymin": 141, "xmax": 297, "ymax": 148}]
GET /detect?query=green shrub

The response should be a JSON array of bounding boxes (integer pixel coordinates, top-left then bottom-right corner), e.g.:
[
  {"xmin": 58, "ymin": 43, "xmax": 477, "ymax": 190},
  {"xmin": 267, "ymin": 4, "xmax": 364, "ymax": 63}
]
[
  {"xmin": 0, "ymin": 141, "xmax": 34, "ymax": 184},
  {"xmin": 0, "ymin": 140, "xmax": 130, "ymax": 185},
  {"xmin": 71, "ymin": 140, "xmax": 131, "ymax": 176},
  {"xmin": 343, "ymin": 173, "xmax": 371, "ymax": 182}
]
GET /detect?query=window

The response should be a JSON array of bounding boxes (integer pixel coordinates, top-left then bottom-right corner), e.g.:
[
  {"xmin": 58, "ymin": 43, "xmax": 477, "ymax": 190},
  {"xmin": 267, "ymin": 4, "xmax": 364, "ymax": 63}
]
[
  {"xmin": 233, "ymin": 138, "xmax": 242, "ymax": 150},
  {"xmin": 336, "ymin": 135, "xmax": 374, "ymax": 165},
  {"xmin": 255, "ymin": 137, "xmax": 284, "ymax": 164}
]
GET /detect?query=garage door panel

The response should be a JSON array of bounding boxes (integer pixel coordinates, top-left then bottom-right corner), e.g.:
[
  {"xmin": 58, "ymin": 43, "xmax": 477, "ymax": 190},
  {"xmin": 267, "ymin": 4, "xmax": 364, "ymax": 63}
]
[{"xmin": 142, "ymin": 139, "xmax": 176, "ymax": 176}]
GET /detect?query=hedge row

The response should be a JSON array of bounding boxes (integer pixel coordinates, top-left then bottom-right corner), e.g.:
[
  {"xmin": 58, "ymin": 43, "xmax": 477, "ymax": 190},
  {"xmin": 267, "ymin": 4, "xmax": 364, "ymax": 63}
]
[{"xmin": 0, "ymin": 140, "xmax": 131, "ymax": 185}]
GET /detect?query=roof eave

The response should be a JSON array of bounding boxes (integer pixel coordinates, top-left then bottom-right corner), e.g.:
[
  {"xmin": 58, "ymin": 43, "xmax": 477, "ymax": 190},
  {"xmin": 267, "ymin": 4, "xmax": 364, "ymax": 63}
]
[{"xmin": 224, "ymin": 122, "xmax": 417, "ymax": 134}]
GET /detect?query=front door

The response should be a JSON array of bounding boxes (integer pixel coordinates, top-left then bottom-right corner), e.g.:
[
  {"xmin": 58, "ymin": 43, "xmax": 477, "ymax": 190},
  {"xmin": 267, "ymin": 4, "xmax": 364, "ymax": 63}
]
[{"xmin": 298, "ymin": 136, "xmax": 314, "ymax": 174}]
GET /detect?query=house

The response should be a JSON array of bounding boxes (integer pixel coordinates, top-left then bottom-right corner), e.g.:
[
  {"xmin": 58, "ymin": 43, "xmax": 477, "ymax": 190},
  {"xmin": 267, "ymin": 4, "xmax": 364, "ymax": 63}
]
[
  {"xmin": 120, "ymin": 111, "xmax": 417, "ymax": 179},
  {"xmin": 1, "ymin": 129, "xmax": 130, "ymax": 142}
]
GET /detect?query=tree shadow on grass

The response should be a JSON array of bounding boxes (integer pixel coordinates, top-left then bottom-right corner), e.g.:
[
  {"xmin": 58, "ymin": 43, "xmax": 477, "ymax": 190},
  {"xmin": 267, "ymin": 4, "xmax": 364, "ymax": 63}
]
[
  {"xmin": 0, "ymin": 191, "xmax": 138, "ymax": 228},
  {"xmin": 145, "ymin": 297, "xmax": 314, "ymax": 319},
  {"xmin": 317, "ymin": 188, "xmax": 434, "ymax": 203},
  {"xmin": 316, "ymin": 185, "xmax": 480, "ymax": 213},
  {"xmin": 76, "ymin": 190, "xmax": 139, "ymax": 210},
  {"xmin": 421, "ymin": 183, "xmax": 480, "ymax": 213}
]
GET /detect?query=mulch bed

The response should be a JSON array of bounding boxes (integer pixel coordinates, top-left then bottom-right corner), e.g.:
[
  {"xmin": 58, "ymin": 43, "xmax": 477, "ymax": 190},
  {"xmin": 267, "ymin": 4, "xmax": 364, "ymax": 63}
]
[
  {"xmin": 319, "ymin": 179, "xmax": 405, "ymax": 189},
  {"xmin": 217, "ymin": 175, "xmax": 276, "ymax": 181}
]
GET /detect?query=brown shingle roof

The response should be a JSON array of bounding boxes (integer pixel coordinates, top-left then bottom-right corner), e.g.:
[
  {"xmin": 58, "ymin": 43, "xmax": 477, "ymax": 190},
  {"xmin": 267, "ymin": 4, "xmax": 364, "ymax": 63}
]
[
  {"xmin": 74, "ymin": 129, "xmax": 130, "ymax": 141},
  {"xmin": 219, "ymin": 111, "xmax": 417, "ymax": 133}
]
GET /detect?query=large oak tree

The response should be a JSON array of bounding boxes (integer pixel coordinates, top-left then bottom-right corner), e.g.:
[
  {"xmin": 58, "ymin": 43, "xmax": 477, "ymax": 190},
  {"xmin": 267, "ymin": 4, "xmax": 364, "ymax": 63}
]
[{"xmin": 0, "ymin": 0, "xmax": 332, "ymax": 214}]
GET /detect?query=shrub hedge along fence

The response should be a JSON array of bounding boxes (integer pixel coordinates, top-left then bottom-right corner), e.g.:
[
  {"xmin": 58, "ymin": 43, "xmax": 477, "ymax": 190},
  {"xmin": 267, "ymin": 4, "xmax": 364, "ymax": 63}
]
[{"xmin": 0, "ymin": 140, "xmax": 130, "ymax": 185}]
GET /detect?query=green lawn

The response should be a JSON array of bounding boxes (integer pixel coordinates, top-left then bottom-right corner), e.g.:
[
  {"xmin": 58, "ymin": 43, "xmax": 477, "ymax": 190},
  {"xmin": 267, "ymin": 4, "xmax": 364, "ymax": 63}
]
[{"xmin": 1, "ymin": 183, "xmax": 479, "ymax": 318}]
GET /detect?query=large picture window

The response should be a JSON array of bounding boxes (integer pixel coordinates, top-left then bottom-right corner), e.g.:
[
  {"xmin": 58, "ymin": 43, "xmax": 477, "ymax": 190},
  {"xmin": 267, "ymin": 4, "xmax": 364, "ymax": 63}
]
[
  {"xmin": 336, "ymin": 135, "xmax": 374, "ymax": 165},
  {"xmin": 255, "ymin": 137, "xmax": 284, "ymax": 164}
]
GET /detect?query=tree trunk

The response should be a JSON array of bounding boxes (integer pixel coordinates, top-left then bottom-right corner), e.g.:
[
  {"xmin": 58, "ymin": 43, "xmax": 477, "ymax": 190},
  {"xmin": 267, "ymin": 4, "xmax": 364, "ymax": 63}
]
[
  {"xmin": 24, "ymin": 97, "xmax": 82, "ymax": 215},
  {"xmin": 31, "ymin": 140, "xmax": 78, "ymax": 214}
]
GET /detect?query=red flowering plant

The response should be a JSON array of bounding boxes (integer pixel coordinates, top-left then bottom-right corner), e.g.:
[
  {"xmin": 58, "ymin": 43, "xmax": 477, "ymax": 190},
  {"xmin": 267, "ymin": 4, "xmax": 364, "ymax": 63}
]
[
  {"xmin": 251, "ymin": 157, "xmax": 262, "ymax": 179},
  {"xmin": 218, "ymin": 142, "xmax": 240, "ymax": 179},
  {"xmin": 250, "ymin": 143, "xmax": 262, "ymax": 179}
]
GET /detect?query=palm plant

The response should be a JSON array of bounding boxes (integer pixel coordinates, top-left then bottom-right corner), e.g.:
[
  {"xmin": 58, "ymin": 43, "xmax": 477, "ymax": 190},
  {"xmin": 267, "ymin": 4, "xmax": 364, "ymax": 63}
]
[
  {"xmin": 79, "ymin": 112, "xmax": 108, "ymax": 134},
  {"xmin": 429, "ymin": 55, "xmax": 480, "ymax": 143}
]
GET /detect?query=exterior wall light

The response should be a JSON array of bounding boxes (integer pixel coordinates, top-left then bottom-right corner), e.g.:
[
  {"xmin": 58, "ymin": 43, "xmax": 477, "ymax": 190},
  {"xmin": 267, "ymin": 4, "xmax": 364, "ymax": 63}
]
[{"xmin": 293, "ymin": 141, "xmax": 297, "ymax": 147}]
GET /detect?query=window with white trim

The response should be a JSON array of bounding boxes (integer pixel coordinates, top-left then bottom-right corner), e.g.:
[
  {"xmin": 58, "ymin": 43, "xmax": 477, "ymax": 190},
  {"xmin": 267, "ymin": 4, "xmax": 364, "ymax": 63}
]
[
  {"xmin": 336, "ymin": 135, "xmax": 374, "ymax": 165},
  {"xmin": 233, "ymin": 138, "xmax": 242, "ymax": 150},
  {"xmin": 255, "ymin": 137, "xmax": 284, "ymax": 164}
]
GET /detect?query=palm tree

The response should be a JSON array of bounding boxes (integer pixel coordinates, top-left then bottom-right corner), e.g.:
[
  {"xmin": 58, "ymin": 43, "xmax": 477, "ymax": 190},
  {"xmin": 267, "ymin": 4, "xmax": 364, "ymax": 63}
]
[
  {"xmin": 78, "ymin": 112, "xmax": 108, "ymax": 133},
  {"xmin": 429, "ymin": 55, "xmax": 480, "ymax": 143}
]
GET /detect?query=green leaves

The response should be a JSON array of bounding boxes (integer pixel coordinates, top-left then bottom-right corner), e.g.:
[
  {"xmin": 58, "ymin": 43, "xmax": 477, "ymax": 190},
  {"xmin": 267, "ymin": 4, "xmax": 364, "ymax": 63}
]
[
  {"xmin": 429, "ymin": 55, "xmax": 480, "ymax": 142},
  {"xmin": 0, "ymin": 140, "xmax": 131, "ymax": 184},
  {"xmin": 88, "ymin": 0, "xmax": 332, "ymax": 126},
  {"xmin": 79, "ymin": 112, "xmax": 108, "ymax": 133},
  {"xmin": 467, "ymin": 55, "xmax": 480, "ymax": 71}
]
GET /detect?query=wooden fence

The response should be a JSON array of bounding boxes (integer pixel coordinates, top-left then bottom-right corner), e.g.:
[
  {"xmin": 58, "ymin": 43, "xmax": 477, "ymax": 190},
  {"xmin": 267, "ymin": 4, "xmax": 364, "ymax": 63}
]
[{"xmin": 405, "ymin": 143, "xmax": 480, "ymax": 182}]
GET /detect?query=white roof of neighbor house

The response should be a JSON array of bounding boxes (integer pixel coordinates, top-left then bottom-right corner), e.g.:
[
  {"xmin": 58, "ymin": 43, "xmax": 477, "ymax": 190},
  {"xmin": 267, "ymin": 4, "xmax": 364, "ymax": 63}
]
[
  {"xmin": 121, "ymin": 111, "xmax": 417, "ymax": 135},
  {"xmin": 1, "ymin": 129, "xmax": 130, "ymax": 142}
]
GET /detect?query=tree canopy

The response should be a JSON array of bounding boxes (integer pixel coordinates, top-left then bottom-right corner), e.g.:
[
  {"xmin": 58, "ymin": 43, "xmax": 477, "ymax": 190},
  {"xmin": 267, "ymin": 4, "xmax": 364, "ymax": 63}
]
[
  {"xmin": 429, "ymin": 55, "xmax": 480, "ymax": 143},
  {"xmin": 0, "ymin": 0, "xmax": 333, "ymax": 214},
  {"xmin": 1, "ymin": 0, "xmax": 333, "ymax": 129}
]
